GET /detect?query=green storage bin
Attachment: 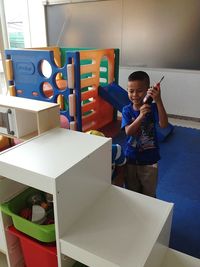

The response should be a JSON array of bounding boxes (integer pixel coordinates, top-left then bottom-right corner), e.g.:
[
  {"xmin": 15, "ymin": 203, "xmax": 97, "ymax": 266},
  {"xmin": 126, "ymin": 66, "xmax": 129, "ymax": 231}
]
[{"xmin": 0, "ymin": 188, "xmax": 55, "ymax": 243}]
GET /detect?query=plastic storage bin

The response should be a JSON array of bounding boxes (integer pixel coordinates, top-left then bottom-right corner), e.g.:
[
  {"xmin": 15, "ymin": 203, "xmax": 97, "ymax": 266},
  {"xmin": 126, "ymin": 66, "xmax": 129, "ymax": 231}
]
[
  {"xmin": 8, "ymin": 226, "xmax": 58, "ymax": 267},
  {"xmin": 0, "ymin": 188, "xmax": 55, "ymax": 242}
]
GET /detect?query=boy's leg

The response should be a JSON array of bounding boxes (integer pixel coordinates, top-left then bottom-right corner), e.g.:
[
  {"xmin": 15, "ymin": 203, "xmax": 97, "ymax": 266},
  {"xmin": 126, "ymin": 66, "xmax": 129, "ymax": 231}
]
[
  {"xmin": 137, "ymin": 164, "xmax": 158, "ymax": 197},
  {"xmin": 112, "ymin": 165, "xmax": 126, "ymax": 187},
  {"xmin": 125, "ymin": 164, "xmax": 142, "ymax": 193}
]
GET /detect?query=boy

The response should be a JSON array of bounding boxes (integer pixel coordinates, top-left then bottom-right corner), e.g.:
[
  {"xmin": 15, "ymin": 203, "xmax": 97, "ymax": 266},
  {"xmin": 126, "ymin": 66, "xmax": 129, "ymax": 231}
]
[{"xmin": 121, "ymin": 71, "xmax": 168, "ymax": 197}]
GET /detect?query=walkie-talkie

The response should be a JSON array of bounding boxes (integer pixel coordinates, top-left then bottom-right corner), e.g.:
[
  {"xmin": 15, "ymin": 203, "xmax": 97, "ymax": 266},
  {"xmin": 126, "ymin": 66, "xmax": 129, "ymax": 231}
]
[{"xmin": 143, "ymin": 76, "xmax": 165, "ymax": 105}]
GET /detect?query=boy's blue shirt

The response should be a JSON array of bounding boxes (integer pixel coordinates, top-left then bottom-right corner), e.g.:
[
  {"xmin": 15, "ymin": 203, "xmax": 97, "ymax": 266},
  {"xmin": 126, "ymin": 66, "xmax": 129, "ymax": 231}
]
[{"xmin": 121, "ymin": 103, "xmax": 160, "ymax": 165}]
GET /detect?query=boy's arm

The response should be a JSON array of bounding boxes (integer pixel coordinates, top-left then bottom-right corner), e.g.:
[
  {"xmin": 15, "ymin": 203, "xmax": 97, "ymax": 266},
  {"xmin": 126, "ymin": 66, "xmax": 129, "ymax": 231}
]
[
  {"xmin": 147, "ymin": 86, "xmax": 168, "ymax": 128},
  {"xmin": 124, "ymin": 104, "xmax": 151, "ymax": 136}
]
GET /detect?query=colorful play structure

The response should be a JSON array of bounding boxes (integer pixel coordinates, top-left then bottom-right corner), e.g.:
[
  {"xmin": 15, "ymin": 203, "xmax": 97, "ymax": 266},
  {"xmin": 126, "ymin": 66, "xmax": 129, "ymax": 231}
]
[
  {"xmin": 2, "ymin": 46, "xmax": 173, "ymax": 146},
  {"xmin": 5, "ymin": 47, "xmax": 119, "ymax": 132}
]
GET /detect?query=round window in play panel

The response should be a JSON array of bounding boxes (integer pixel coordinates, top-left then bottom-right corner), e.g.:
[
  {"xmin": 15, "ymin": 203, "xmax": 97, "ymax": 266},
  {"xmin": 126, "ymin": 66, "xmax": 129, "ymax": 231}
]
[
  {"xmin": 41, "ymin": 82, "xmax": 54, "ymax": 99},
  {"xmin": 55, "ymin": 73, "xmax": 68, "ymax": 90},
  {"xmin": 39, "ymin": 60, "xmax": 52, "ymax": 78}
]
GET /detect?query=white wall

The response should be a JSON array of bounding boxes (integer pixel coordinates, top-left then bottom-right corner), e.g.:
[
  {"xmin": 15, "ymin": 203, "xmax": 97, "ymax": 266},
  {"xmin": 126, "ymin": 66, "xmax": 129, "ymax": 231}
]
[
  {"xmin": 27, "ymin": 0, "xmax": 47, "ymax": 47},
  {"xmin": 119, "ymin": 67, "xmax": 200, "ymax": 119}
]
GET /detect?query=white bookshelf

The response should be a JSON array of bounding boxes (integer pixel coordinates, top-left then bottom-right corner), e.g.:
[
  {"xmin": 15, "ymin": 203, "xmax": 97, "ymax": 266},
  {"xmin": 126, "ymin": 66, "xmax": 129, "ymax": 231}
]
[
  {"xmin": 0, "ymin": 127, "xmax": 199, "ymax": 267},
  {"xmin": 0, "ymin": 128, "xmax": 112, "ymax": 267}
]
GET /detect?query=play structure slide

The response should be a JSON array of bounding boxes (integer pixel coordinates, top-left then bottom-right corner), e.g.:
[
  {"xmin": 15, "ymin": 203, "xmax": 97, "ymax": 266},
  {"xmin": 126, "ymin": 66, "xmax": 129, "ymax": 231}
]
[
  {"xmin": 99, "ymin": 82, "xmax": 174, "ymax": 142},
  {"xmin": 99, "ymin": 82, "xmax": 130, "ymax": 113}
]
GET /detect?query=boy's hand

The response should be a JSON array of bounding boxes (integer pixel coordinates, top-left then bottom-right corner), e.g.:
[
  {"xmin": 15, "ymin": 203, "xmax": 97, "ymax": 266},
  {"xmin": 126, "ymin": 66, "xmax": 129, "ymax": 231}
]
[
  {"xmin": 147, "ymin": 84, "xmax": 162, "ymax": 103},
  {"xmin": 139, "ymin": 104, "xmax": 151, "ymax": 118}
]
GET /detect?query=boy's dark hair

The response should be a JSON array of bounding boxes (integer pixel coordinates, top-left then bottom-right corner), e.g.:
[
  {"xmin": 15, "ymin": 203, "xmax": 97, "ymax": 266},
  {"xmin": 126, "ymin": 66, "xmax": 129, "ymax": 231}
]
[{"xmin": 128, "ymin": 71, "xmax": 150, "ymax": 87}]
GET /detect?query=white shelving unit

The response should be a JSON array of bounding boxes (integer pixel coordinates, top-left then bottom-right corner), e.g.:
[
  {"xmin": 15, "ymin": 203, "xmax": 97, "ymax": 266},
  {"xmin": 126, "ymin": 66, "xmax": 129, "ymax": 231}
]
[
  {"xmin": 0, "ymin": 127, "xmax": 199, "ymax": 267},
  {"xmin": 0, "ymin": 110, "xmax": 200, "ymax": 267},
  {"xmin": 0, "ymin": 95, "xmax": 60, "ymax": 140}
]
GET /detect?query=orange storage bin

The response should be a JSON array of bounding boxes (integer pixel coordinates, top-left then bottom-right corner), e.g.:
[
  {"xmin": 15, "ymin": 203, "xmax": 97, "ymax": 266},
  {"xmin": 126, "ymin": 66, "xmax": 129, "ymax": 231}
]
[{"xmin": 8, "ymin": 226, "xmax": 58, "ymax": 267}]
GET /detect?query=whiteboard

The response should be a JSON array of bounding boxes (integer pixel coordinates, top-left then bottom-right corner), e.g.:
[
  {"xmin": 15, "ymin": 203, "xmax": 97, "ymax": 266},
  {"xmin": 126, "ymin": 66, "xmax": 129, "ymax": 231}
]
[{"xmin": 45, "ymin": 0, "xmax": 200, "ymax": 70}]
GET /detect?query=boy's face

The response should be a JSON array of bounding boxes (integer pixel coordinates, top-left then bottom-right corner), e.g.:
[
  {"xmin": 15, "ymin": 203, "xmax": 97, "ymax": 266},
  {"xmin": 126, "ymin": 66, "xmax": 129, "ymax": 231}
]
[{"xmin": 127, "ymin": 80, "xmax": 148, "ymax": 107}]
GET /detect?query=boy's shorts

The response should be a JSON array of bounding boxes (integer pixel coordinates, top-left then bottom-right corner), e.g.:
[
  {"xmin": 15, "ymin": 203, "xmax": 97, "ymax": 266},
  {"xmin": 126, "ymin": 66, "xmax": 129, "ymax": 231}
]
[{"xmin": 125, "ymin": 163, "xmax": 158, "ymax": 197}]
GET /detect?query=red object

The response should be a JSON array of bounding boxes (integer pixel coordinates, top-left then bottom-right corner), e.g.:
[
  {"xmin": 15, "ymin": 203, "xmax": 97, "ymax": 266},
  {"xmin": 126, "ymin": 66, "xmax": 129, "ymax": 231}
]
[
  {"xmin": 41, "ymin": 202, "xmax": 49, "ymax": 210},
  {"xmin": 44, "ymin": 218, "xmax": 54, "ymax": 225},
  {"xmin": 20, "ymin": 208, "xmax": 32, "ymax": 220},
  {"xmin": 8, "ymin": 226, "xmax": 58, "ymax": 267}
]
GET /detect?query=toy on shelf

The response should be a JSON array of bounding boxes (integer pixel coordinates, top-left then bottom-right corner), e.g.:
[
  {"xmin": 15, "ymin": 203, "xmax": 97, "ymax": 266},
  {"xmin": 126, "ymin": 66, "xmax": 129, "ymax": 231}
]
[
  {"xmin": 0, "ymin": 135, "xmax": 11, "ymax": 151},
  {"xmin": 20, "ymin": 190, "xmax": 55, "ymax": 225}
]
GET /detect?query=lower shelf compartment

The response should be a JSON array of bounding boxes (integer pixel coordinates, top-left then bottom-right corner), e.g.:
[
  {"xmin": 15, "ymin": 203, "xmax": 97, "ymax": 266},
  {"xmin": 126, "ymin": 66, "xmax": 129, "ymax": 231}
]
[{"xmin": 60, "ymin": 186, "xmax": 173, "ymax": 267}]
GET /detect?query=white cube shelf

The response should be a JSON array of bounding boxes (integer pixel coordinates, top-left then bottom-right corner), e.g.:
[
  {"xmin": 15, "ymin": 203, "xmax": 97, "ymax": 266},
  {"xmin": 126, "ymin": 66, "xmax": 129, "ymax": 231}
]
[
  {"xmin": 0, "ymin": 128, "xmax": 112, "ymax": 267},
  {"xmin": 0, "ymin": 128, "xmax": 176, "ymax": 267}
]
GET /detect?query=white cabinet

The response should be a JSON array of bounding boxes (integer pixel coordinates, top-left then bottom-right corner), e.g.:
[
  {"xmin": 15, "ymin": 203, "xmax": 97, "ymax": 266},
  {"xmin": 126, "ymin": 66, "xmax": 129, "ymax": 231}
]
[
  {"xmin": 0, "ymin": 95, "xmax": 60, "ymax": 140},
  {"xmin": 0, "ymin": 128, "xmax": 199, "ymax": 267},
  {"xmin": 0, "ymin": 97, "xmax": 200, "ymax": 267},
  {"xmin": 0, "ymin": 128, "xmax": 173, "ymax": 267},
  {"xmin": 0, "ymin": 128, "xmax": 198, "ymax": 267},
  {"xmin": 0, "ymin": 128, "xmax": 112, "ymax": 267}
]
